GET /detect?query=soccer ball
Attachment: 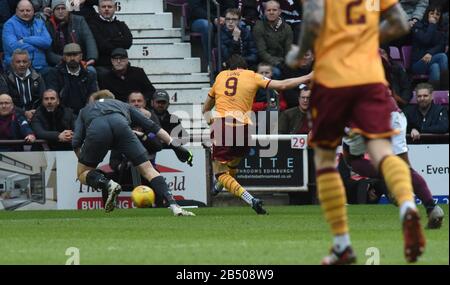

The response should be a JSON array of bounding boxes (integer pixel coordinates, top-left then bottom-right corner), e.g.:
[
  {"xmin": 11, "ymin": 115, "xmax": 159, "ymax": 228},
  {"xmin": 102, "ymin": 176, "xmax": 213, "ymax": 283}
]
[{"xmin": 131, "ymin": 186, "xmax": 155, "ymax": 208}]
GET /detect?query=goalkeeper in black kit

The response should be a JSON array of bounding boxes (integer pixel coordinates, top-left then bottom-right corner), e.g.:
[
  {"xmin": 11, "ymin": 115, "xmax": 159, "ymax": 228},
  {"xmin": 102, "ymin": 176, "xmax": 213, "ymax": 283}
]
[{"xmin": 72, "ymin": 90, "xmax": 195, "ymax": 216}]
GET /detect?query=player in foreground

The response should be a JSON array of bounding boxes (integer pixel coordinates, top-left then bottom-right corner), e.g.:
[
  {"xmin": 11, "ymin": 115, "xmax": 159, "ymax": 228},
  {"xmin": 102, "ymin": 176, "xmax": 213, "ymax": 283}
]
[
  {"xmin": 289, "ymin": 0, "xmax": 425, "ymax": 264},
  {"xmin": 72, "ymin": 90, "xmax": 195, "ymax": 216},
  {"xmin": 342, "ymin": 51, "xmax": 444, "ymax": 230},
  {"xmin": 203, "ymin": 54, "xmax": 312, "ymax": 215}
]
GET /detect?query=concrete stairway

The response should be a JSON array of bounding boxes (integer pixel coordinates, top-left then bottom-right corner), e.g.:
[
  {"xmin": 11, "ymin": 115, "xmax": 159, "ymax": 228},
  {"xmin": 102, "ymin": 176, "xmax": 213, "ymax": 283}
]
[{"xmin": 115, "ymin": 0, "xmax": 210, "ymax": 133}]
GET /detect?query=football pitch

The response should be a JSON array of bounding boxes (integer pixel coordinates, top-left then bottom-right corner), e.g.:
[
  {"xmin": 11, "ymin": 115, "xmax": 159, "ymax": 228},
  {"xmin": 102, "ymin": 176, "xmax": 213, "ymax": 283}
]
[{"xmin": 0, "ymin": 205, "xmax": 448, "ymax": 265}]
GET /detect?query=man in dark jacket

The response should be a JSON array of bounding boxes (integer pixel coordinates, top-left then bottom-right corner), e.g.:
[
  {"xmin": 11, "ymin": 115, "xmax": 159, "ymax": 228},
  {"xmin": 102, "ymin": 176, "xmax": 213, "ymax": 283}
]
[
  {"xmin": 98, "ymin": 48, "xmax": 155, "ymax": 102},
  {"xmin": 404, "ymin": 83, "xmax": 449, "ymax": 140},
  {"xmin": 220, "ymin": 8, "xmax": 258, "ymax": 70},
  {"xmin": 5, "ymin": 49, "xmax": 46, "ymax": 121},
  {"xmin": 87, "ymin": 0, "xmax": 132, "ymax": 75},
  {"xmin": 31, "ymin": 89, "xmax": 76, "ymax": 150},
  {"xmin": 45, "ymin": 0, "xmax": 98, "ymax": 68},
  {"xmin": 151, "ymin": 89, "xmax": 188, "ymax": 142},
  {"xmin": 46, "ymin": 43, "xmax": 98, "ymax": 114}
]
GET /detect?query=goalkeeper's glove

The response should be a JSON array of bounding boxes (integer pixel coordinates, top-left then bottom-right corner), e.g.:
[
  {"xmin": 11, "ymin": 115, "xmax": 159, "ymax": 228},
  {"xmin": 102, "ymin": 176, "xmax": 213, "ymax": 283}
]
[{"xmin": 169, "ymin": 141, "xmax": 193, "ymax": 166}]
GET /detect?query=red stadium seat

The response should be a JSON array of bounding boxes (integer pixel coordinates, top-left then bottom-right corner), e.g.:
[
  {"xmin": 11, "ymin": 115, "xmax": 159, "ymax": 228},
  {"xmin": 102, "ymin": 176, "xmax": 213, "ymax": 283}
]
[{"xmin": 166, "ymin": 0, "xmax": 202, "ymax": 41}]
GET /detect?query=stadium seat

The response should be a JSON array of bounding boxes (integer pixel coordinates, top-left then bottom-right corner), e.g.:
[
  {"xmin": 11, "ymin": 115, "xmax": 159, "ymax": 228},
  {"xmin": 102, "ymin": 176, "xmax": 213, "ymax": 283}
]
[
  {"xmin": 433, "ymin": 90, "xmax": 449, "ymax": 105},
  {"xmin": 166, "ymin": 0, "xmax": 202, "ymax": 41},
  {"xmin": 401, "ymin": 45, "xmax": 429, "ymax": 80},
  {"xmin": 389, "ymin": 46, "xmax": 403, "ymax": 68}
]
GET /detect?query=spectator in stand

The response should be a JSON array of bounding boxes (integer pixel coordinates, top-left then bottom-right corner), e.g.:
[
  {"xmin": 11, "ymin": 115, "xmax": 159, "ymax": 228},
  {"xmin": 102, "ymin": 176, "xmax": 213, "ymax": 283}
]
[
  {"xmin": 380, "ymin": 46, "xmax": 413, "ymax": 109},
  {"xmin": 281, "ymin": 47, "xmax": 313, "ymax": 108},
  {"xmin": 278, "ymin": 84, "xmax": 310, "ymax": 134},
  {"xmin": 261, "ymin": 0, "xmax": 302, "ymax": 42},
  {"xmin": 5, "ymin": 49, "xmax": 45, "ymax": 121},
  {"xmin": 404, "ymin": 83, "xmax": 449, "ymax": 140},
  {"xmin": 30, "ymin": 89, "xmax": 75, "ymax": 150},
  {"xmin": 220, "ymin": 8, "xmax": 258, "ymax": 70},
  {"xmin": 46, "ymin": 43, "xmax": 98, "ymax": 114},
  {"xmin": 45, "ymin": 0, "xmax": 98, "ymax": 72},
  {"xmin": 411, "ymin": 4, "xmax": 448, "ymax": 89},
  {"xmin": 212, "ymin": 0, "xmax": 260, "ymax": 27},
  {"xmin": 87, "ymin": 0, "xmax": 132, "ymax": 76},
  {"xmin": 2, "ymin": 0, "xmax": 52, "ymax": 73},
  {"xmin": 252, "ymin": 62, "xmax": 286, "ymax": 112},
  {"xmin": 0, "ymin": 93, "xmax": 35, "ymax": 151},
  {"xmin": 152, "ymin": 89, "xmax": 188, "ymax": 143},
  {"xmin": 98, "ymin": 48, "xmax": 155, "ymax": 103},
  {"xmin": 253, "ymin": 0, "xmax": 293, "ymax": 79}
]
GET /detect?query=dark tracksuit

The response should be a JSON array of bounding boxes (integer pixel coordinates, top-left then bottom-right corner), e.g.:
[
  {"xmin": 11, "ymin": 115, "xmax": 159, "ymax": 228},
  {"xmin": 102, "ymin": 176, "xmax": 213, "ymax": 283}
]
[{"xmin": 72, "ymin": 99, "xmax": 161, "ymax": 167}]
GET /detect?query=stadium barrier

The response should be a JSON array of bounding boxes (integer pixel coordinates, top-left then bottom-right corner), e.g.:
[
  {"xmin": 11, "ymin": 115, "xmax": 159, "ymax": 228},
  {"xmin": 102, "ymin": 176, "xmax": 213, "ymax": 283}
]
[{"xmin": 0, "ymin": 134, "xmax": 448, "ymax": 210}]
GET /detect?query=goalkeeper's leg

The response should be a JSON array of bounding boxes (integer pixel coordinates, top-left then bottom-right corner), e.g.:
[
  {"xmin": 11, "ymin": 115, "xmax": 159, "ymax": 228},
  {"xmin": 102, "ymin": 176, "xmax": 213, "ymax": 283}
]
[{"xmin": 136, "ymin": 161, "xmax": 195, "ymax": 216}]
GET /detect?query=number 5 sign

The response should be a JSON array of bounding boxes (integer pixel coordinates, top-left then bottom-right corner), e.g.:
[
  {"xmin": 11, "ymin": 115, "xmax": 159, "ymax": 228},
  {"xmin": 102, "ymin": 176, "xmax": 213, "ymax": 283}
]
[{"xmin": 291, "ymin": 135, "xmax": 308, "ymax": 149}]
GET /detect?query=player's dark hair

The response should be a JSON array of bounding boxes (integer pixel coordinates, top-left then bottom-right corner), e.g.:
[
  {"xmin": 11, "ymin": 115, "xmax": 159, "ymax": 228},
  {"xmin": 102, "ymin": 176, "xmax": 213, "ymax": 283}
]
[{"xmin": 225, "ymin": 54, "xmax": 248, "ymax": 70}]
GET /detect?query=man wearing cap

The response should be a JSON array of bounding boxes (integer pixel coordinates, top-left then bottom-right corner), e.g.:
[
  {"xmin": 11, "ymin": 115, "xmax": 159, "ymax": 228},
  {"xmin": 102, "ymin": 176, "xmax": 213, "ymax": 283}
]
[
  {"xmin": 87, "ymin": 0, "xmax": 132, "ymax": 75},
  {"xmin": 46, "ymin": 43, "xmax": 98, "ymax": 114},
  {"xmin": 2, "ymin": 0, "xmax": 52, "ymax": 72},
  {"xmin": 152, "ymin": 89, "xmax": 188, "ymax": 141},
  {"xmin": 98, "ymin": 48, "xmax": 155, "ymax": 102},
  {"xmin": 278, "ymin": 84, "xmax": 311, "ymax": 134},
  {"xmin": 45, "ymin": 0, "xmax": 98, "ymax": 68}
]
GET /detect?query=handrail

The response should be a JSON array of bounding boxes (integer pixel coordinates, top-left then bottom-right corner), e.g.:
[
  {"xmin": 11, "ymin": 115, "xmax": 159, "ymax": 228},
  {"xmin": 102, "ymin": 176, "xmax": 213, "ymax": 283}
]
[
  {"xmin": 0, "ymin": 139, "xmax": 50, "ymax": 151},
  {"xmin": 207, "ymin": 0, "xmax": 221, "ymax": 85},
  {"xmin": 406, "ymin": 133, "xmax": 449, "ymax": 144}
]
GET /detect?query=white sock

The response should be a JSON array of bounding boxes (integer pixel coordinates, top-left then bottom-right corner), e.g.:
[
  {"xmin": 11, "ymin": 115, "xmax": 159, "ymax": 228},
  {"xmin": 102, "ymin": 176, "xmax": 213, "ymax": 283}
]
[
  {"xmin": 333, "ymin": 234, "xmax": 351, "ymax": 253},
  {"xmin": 169, "ymin": 204, "xmax": 179, "ymax": 212},
  {"xmin": 400, "ymin": 201, "xmax": 417, "ymax": 221},
  {"xmin": 241, "ymin": 191, "xmax": 254, "ymax": 205}
]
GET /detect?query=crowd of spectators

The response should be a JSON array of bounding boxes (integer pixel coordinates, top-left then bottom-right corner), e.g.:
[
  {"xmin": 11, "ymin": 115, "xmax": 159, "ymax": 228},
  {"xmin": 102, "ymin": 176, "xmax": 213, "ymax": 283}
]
[{"xmin": 0, "ymin": 0, "xmax": 448, "ymax": 153}]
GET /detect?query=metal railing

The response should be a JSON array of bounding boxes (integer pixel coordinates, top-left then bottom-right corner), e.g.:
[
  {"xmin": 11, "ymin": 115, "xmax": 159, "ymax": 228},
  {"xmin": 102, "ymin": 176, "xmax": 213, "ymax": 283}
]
[
  {"xmin": 0, "ymin": 140, "xmax": 50, "ymax": 151},
  {"xmin": 207, "ymin": 0, "xmax": 221, "ymax": 85}
]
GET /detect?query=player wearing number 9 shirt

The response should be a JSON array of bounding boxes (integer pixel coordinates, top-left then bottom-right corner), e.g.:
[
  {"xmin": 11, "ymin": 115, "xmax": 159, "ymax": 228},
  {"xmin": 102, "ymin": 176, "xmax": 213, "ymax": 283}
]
[
  {"xmin": 289, "ymin": 0, "xmax": 425, "ymax": 264},
  {"xmin": 202, "ymin": 54, "xmax": 312, "ymax": 215}
]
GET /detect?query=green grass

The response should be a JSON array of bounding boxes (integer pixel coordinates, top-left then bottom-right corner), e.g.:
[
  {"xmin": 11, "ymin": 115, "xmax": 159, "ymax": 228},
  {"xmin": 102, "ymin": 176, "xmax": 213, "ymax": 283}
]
[{"xmin": 0, "ymin": 205, "xmax": 448, "ymax": 265}]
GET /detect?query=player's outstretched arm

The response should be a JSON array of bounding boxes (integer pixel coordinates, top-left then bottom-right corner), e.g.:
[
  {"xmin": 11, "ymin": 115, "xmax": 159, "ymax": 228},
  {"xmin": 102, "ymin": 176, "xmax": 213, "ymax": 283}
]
[
  {"xmin": 294, "ymin": 0, "xmax": 324, "ymax": 62},
  {"xmin": 380, "ymin": 3, "xmax": 410, "ymax": 44},
  {"xmin": 267, "ymin": 72, "xmax": 313, "ymax": 91}
]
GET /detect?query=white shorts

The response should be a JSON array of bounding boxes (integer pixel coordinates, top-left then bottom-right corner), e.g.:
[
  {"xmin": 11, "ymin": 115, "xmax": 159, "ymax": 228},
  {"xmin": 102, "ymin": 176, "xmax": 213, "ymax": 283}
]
[{"xmin": 342, "ymin": 111, "xmax": 408, "ymax": 156}]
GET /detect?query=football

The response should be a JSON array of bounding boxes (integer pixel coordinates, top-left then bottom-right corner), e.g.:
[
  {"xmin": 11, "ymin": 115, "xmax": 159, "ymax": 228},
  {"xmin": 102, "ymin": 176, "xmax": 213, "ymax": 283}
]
[{"xmin": 131, "ymin": 185, "xmax": 155, "ymax": 208}]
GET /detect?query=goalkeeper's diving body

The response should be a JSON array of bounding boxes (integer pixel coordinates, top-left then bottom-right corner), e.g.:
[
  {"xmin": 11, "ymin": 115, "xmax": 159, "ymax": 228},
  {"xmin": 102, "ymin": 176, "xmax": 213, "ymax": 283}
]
[{"xmin": 72, "ymin": 90, "xmax": 195, "ymax": 216}]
